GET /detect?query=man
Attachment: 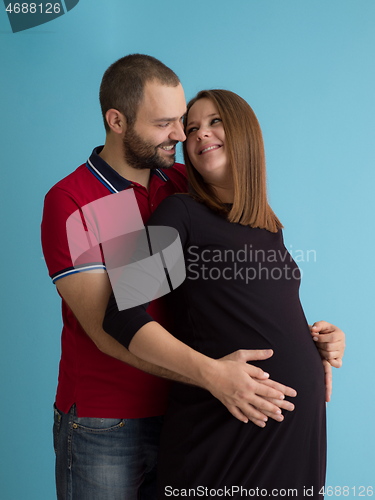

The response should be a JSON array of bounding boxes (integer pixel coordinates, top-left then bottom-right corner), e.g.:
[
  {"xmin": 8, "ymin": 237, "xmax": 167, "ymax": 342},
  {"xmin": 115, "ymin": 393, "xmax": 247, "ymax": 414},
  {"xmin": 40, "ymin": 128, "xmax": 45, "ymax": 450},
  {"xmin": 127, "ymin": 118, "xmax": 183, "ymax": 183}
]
[{"xmin": 41, "ymin": 54, "xmax": 345, "ymax": 500}]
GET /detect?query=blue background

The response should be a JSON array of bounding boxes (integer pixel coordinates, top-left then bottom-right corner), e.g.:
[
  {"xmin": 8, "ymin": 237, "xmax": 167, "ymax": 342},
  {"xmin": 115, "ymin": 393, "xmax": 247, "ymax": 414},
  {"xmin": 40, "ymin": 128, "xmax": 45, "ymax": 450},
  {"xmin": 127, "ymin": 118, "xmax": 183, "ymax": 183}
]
[{"xmin": 1, "ymin": 1, "xmax": 374, "ymax": 498}]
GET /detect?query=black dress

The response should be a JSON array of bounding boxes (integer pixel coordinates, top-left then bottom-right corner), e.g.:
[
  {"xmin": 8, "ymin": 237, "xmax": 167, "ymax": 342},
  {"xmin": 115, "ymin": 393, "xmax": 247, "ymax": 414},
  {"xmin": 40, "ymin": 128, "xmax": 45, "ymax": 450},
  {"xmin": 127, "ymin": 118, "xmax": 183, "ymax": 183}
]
[{"xmin": 105, "ymin": 194, "xmax": 326, "ymax": 499}]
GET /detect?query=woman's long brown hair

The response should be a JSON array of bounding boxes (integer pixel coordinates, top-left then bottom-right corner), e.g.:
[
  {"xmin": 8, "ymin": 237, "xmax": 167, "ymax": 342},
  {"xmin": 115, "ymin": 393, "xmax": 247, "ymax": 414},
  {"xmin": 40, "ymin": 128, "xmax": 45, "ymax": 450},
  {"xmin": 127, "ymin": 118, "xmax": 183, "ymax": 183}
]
[{"xmin": 183, "ymin": 89, "xmax": 282, "ymax": 233}]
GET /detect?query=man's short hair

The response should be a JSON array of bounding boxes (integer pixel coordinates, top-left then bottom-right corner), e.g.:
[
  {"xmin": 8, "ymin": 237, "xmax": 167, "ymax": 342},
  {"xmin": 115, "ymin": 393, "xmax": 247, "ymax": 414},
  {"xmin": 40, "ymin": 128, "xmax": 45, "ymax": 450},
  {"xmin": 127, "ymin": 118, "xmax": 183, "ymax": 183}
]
[{"xmin": 99, "ymin": 54, "xmax": 180, "ymax": 131}]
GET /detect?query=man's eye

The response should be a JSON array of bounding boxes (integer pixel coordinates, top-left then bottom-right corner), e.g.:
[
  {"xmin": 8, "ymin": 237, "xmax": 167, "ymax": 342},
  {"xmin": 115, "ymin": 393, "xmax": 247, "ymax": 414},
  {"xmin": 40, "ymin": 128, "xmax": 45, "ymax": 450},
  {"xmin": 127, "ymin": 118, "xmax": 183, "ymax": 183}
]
[{"xmin": 159, "ymin": 123, "xmax": 169, "ymax": 128}]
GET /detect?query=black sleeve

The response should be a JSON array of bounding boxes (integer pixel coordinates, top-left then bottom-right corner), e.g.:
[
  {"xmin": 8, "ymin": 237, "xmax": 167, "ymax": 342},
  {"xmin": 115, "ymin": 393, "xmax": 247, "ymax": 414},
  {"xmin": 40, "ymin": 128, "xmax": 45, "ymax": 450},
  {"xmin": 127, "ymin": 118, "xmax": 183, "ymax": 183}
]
[{"xmin": 103, "ymin": 195, "xmax": 191, "ymax": 349}]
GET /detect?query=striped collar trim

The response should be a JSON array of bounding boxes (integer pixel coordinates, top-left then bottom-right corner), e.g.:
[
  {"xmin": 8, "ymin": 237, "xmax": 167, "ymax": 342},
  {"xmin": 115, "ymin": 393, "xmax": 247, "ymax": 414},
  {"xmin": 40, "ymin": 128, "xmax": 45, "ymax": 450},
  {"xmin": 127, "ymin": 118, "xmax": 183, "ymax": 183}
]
[
  {"xmin": 86, "ymin": 146, "xmax": 170, "ymax": 193},
  {"xmin": 153, "ymin": 168, "xmax": 169, "ymax": 182}
]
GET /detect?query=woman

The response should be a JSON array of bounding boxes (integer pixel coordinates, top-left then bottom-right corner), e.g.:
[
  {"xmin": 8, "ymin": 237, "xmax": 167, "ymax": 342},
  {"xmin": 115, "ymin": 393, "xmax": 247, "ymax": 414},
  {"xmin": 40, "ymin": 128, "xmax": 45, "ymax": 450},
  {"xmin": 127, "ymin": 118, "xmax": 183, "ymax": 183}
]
[{"xmin": 104, "ymin": 90, "xmax": 327, "ymax": 498}]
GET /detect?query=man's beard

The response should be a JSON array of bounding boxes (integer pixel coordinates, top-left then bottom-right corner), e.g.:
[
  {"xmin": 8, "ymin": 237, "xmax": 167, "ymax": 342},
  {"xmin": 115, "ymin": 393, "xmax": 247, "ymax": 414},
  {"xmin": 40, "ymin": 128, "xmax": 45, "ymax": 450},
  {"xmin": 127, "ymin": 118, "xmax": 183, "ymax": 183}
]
[{"xmin": 123, "ymin": 126, "xmax": 177, "ymax": 170}]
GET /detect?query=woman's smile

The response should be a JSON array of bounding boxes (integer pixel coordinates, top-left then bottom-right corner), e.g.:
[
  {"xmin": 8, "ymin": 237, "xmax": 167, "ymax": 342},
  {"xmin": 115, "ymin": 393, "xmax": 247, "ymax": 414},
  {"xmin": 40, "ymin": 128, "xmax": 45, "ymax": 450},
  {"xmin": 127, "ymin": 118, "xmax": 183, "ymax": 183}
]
[
  {"xmin": 186, "ymin": 98, "xmax": 227, "ymax": 180},
  {"xmin": 198, "ymin": 143, "xmax": 222, "ymax": 155}
]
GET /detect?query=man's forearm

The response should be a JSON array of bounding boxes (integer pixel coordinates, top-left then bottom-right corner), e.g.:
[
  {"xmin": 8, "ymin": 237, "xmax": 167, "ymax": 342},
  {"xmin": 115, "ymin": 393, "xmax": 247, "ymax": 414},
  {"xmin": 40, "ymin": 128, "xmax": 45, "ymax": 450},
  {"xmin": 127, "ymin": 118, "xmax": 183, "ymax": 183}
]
[
  {"xmin": 94, "ymin": 327, "xmax": 196, "ymax": 385},
  {"xmin": 55, "ymin": 272, "xmax": 196, "ymax": 385}
]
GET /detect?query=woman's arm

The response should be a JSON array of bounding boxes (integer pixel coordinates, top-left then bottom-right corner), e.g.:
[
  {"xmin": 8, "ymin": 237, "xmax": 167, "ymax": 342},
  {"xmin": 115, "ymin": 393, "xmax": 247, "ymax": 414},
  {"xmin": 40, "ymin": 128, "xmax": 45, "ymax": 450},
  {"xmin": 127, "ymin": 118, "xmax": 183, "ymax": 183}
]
[
  {"xmin": 103, "ymin": 195, "xmax": 296, "ymax": 425},
  {"xmin": 129, "ymin": 320, "xmax": 295, "ymax": 425},
  {"xmin": 103, "ymin": 287, "xmax": 296, "ymax": 426}
]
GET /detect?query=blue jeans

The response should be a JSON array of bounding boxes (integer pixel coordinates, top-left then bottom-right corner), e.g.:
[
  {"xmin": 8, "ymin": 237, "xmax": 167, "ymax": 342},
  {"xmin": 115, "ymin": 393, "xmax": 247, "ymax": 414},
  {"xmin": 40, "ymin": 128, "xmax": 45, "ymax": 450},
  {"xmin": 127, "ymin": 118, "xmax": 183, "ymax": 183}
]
[{"xmin": 53, "ymin": 405, "xmax": 163, "ymax": 500}]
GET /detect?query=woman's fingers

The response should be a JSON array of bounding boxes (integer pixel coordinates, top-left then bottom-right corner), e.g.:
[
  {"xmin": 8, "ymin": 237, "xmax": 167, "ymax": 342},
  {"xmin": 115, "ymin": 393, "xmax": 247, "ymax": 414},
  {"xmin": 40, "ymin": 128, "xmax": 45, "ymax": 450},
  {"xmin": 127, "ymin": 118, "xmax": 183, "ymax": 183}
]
[
  {"xmin": 264, "ymin": 397, "xmax": 295, "ymax": 412},
  {"xmin": 228, "ymin": 405, "xmax": 268, "ymax": 427},
  {"xmin": 207, "ymin": 359, "xmax": 298, "ymax": 425},
  {"xmin": 257, "ymin": 377, "xmax": 297, "ymax": 398},
  {"xmin": 310, "ymin": 322, "xmax": 346, "ymax": 366}
]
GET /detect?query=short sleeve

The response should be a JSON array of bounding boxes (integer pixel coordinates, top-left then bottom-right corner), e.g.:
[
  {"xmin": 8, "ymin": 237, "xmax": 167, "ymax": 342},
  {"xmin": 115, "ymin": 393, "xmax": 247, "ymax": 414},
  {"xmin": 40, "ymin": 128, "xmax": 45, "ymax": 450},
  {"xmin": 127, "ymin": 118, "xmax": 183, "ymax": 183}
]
[
  {"xmin": 41, "ymin": 186, "xmax": 105, "ymax": 284},
  {"xmin": 103, "ymin": 194, "xmax": 192, "ymax": 349},
  {"xmin": 147, "ymin": 194, "xmax": 191, "ymax": 248}
]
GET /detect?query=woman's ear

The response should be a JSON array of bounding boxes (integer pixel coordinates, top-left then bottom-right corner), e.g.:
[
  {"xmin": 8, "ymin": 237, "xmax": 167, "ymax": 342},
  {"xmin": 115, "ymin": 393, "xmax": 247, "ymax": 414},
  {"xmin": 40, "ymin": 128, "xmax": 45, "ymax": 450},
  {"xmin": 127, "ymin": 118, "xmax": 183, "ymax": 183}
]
[{"xmin": 105, "ymin": 109, "xmax": 127, "ymax": 135}]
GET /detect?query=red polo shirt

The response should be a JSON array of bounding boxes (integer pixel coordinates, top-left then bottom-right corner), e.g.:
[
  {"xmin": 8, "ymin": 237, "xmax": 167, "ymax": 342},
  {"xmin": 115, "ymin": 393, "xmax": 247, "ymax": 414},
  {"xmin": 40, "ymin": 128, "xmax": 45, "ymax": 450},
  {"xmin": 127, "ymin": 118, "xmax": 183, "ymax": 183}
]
[{"xmin": 41, "ymin": 146, "xmax": 187, "ymax": 418}]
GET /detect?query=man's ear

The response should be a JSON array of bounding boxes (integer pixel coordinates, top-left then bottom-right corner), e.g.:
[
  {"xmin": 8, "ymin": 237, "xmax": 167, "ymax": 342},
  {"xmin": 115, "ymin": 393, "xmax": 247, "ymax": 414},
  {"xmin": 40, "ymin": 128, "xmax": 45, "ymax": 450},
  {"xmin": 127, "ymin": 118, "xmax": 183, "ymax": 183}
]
[{"xmin": 105, "ymin": 109, "xmax": 127, "ymax": 135}]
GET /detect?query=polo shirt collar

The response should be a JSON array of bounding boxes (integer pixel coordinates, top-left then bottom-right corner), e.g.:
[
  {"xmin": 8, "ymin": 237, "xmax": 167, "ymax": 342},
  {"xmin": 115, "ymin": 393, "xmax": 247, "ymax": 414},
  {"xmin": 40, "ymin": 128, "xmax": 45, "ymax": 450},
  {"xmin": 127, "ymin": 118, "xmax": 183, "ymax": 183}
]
[{"xmin": 86, "ymin": 146, "xmax": 170, "ymax": 194}]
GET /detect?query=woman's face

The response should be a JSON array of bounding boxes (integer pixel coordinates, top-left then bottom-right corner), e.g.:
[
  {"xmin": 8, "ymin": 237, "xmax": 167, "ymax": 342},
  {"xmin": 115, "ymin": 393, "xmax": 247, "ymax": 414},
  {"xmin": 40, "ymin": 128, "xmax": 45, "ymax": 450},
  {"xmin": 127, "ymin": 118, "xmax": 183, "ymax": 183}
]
[{"xmin": 185, "ymin": 98, "xmax": 228, "ymax": 183}]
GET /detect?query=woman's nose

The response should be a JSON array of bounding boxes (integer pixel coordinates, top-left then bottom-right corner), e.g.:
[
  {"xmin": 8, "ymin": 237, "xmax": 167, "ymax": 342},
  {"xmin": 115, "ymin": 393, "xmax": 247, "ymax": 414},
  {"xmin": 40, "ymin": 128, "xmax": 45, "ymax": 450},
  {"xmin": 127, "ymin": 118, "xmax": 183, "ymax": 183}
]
[{"xmin": 197, "ymin": 127, "xmax": 210, "ymax": 140}]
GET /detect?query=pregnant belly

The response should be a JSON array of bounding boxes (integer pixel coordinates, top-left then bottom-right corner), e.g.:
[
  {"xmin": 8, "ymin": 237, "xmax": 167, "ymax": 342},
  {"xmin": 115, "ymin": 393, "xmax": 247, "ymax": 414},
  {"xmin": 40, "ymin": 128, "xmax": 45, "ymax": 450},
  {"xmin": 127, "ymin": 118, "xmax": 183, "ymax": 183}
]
[{"xmin": 184, "ymin": 317, "xmax": 326, "ymax": 406}]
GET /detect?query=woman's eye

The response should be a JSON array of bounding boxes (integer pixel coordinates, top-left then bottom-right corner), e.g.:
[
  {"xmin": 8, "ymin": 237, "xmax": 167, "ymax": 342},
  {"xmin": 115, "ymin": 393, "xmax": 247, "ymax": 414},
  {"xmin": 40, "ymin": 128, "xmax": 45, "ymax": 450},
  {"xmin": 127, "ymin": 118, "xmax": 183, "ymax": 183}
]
[
  {"xmin": 186, "ymin": 127, "xmax": 198, "ymax": 135},
  {"xmin": 211, "ymin": 118, "xmax": 222, "ymax": 125}
]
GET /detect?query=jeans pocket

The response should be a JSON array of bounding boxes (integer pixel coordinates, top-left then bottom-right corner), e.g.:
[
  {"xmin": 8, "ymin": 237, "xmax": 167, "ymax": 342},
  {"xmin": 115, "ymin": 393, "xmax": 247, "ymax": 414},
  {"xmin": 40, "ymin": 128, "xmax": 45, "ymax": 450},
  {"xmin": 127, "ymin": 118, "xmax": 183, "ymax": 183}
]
[
  {"xmin": 71, "ymin": 416, "xmax": 126, "ymax": 434},
  {"xmin": 53, "ymin": 404, "xmax": 62, "ymax": 454}
]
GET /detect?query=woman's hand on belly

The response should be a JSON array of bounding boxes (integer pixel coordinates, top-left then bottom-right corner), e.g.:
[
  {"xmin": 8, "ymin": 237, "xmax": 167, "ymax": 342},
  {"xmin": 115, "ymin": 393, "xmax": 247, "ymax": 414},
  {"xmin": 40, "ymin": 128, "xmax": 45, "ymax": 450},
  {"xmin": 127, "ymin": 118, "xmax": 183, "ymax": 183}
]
[
  {"xmin": 322, "ymin": 360, "xmax": 332, "ymax": 402},
  {"xmin": 310, "ymin": 321, "xmax": 346, "ymax": 368},
  {"xmin": 208, "ymin": 349, "xmax": 297, "ymax": 427}
]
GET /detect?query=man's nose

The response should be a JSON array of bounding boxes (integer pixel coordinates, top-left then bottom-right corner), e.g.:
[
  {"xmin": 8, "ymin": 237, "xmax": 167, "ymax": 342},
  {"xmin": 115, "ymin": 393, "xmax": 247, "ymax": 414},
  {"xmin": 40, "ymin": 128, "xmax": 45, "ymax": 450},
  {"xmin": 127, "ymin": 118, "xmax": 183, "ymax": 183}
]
[{"xmin": 170, "ymin": 121, "xmax": 186, "ymax": 142}]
